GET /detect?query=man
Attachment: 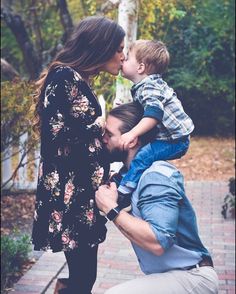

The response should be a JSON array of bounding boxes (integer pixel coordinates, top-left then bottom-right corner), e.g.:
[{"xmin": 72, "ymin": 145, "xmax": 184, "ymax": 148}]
[{"xmin": 95, "ymin": 102, "xmax": 218, "ymax": 293}]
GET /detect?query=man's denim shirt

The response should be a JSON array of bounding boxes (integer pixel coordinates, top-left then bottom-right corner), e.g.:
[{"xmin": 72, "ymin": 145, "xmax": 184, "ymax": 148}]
[{"xmin": 125, "ymin": 161, "xmax": 211, "ymax": 274}]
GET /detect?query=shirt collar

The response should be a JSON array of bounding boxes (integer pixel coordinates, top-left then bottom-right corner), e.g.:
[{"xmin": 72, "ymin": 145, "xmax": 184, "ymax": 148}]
[{"xmin": 131, "ymin": 74, "xmax": 162, "ymax": 96}]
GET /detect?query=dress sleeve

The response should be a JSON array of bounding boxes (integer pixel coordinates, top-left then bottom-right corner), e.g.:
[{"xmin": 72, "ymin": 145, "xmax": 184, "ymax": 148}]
[
  {"xmin": 41, "ymin": 67, "xmax": 102, "ymax": 144},
  {"xmin": 137, "ymin": 83, "xmax": 165, "ymax": 122},
  {"xmin": 137, "ymin": 172, "xmax": 183, "ymax": 251}
]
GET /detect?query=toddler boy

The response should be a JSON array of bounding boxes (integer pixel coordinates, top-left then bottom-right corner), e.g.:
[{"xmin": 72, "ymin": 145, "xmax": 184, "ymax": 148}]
[{"xmin": 117, "ymin": 40, "xmax": 194, "ymax": 210}]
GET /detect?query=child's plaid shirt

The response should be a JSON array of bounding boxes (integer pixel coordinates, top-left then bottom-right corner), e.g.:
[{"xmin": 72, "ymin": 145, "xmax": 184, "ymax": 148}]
[{"xmin": 131, "ymin": 74, "xmax": 194, "ymax": 141}]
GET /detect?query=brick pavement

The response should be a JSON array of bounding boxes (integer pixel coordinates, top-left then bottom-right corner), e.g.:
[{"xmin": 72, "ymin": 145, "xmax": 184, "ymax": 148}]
[{"xmin": 10, "ymin": 181, "xmax": 235, "ymax": 294}]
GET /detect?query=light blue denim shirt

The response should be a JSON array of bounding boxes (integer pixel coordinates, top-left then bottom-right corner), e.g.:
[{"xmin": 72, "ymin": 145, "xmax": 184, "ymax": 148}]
[{"xmin": 126, "ymin": 161, "xmax": 211, "ymax": 274}]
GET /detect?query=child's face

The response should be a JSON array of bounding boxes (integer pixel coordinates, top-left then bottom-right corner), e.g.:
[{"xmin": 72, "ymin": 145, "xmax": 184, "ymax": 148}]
[{"xmin": 121, "ymin": 47, "xmax": 140, "ymax": 83}]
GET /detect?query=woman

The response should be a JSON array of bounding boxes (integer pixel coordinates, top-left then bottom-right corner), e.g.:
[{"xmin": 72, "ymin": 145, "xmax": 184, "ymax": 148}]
[{"xmin": 32, "ymin": 16, "xmax": 125, "ymax": 294}]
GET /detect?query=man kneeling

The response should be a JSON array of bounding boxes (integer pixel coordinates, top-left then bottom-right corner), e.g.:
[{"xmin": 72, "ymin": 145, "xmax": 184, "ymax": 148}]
[{"xmin": 95, "ymin": 102, "xmax": 218, "ymax": 294}]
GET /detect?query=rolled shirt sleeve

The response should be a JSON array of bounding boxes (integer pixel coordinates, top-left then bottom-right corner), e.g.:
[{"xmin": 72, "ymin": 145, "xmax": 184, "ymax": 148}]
[
  {"xmin": 136, "ymin": 82, "xmax": 166, "ymax": 122},
  {"xmin": 137, "ymin": 171, "xmax": 183, "ymax": 251}
]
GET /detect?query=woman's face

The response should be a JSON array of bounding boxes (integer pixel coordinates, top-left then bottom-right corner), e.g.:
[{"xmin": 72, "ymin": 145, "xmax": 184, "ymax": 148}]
[{"xmin": 100, "ymin": 40, "xmax": 125, "ymax": 76}]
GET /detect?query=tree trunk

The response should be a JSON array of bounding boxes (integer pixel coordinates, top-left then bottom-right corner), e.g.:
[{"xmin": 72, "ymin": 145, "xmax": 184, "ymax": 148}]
[
  {"xmin": 1, "ymin": 58, "xmax": 20, "ymax": 81},
  {"xmin": 57, "ymin": 0, "xmax": 74, "ymax": 43},
  {"xmin": 114, "ymin": 0, "xmax": 139, "ymax": 107},
  {"xmin": 99, "ymin": 0, "xmax": 120, "ymax": 14},
  {"xmin": 30, "ymin": 0, "xmax": 44, "ymax": 63},
  {"xmin": 1, "ymin": 6, "xmax": 41, "ymax": 80}
]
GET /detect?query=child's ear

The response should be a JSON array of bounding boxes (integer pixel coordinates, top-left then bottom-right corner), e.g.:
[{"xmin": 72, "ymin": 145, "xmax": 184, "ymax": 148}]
[{"xmin": 137, "ymin": 63, "xmax": 146, "ymax": 74}]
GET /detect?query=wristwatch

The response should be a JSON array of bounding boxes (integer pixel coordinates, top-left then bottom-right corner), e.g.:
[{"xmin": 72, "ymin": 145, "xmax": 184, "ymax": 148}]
[{"xmin": 105, "ymin": 206, "xmax": 122, "ymax": 221}]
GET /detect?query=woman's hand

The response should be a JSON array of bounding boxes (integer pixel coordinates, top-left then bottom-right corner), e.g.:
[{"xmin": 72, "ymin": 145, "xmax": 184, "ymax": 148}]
[{"xmin": 95, "ymin": 116, "xmax": 106, "ymax": 131}]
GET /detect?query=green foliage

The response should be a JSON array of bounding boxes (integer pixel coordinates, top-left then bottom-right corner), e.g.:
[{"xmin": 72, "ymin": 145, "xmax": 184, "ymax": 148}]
[
  {"xmin": 1, "ymin": 79, "xmax": 38, "ymax": 152},
  {"xmin": 1, "ymin": 0, "xmax": 64, "ymax": 76},
  {"xmin": 2, "ymin": 0, "xmax": 235, "ymax": 135},
  {"xmin": 1, "ymin": 22, "xmax": 24, "ymax": 75},
  {"xmin": 138, "ymin": 0, "xmax": 235, "ymax": 136},
  {"xmin": 92, "ymin": 72, "xmax": 117, "ymax": 113},
  {"xmin": 1, "ymin": 234, "xmax": 31, "ymax": 291}
]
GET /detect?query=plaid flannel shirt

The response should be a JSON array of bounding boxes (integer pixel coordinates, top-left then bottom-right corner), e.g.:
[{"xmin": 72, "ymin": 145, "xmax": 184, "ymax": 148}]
[{"xmin": 131, "ymin": 74, "xmax": 194, "ymax": 141}]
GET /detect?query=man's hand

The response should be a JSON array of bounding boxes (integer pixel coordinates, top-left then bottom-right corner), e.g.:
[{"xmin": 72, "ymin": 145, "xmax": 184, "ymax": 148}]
[
  {"xmin": 95, "ymin": 182, "xmax": 118, "ymax": 215},
  {"xmin": 120, "ymin": 131, "xmax": 137, "ymax": 150}
]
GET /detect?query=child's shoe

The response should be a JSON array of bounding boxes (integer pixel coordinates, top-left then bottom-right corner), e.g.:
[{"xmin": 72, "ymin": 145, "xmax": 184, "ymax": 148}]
[{"xmin": 117, "ymin": 191, "xmax": 132, "ymax": 212}]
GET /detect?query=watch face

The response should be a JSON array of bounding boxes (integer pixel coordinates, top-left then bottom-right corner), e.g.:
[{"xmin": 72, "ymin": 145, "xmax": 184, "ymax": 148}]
[{"xmin": 107, "ymin": 207, "xmax": 120, "ymax": 221}]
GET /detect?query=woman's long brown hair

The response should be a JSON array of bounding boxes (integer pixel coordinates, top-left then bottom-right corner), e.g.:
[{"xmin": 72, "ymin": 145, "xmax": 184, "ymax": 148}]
[{"xmin": 33, "ymin": 16, "xmax": 125, "ymax": 134}]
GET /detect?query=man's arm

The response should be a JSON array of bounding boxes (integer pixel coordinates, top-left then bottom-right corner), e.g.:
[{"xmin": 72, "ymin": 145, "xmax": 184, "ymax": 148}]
[
  {"xmin": 114, "ymin": 210, "xmax": 164, "ymax": 255},
  {"xmin": 95, "ymin": 183, "xmax": 164, "ymax": 256}
]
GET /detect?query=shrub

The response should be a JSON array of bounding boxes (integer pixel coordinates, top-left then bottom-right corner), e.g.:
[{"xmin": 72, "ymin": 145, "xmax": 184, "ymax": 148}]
[
  {"xmin": 1, "ymin": 78, "xmax": 39, "ymax": 189},
  {"xmin": 221, "ymin": 178, "xmax": 235, "ymax": 219},
  {"xmin": 1, "ymin": 78, "xmax": 37, "ymax": 152},
  {"xmin": 1, "ymin": 234, "xmax": 31, "ymax": 291}
]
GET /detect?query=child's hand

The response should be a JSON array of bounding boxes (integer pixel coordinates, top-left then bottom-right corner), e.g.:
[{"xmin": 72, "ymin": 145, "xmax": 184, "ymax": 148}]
[
  {"xmin": 95, "ymin": 116, "xmax": 106, "ymax": 131},
  {"xmin": 121, "ymin": 131, "xmax": 137, "ymax": 150}
]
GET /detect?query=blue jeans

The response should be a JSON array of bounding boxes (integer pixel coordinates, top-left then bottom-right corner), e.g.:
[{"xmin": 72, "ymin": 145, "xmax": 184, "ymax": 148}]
[{"xmin": 119, "ymin": 136, "xmax": 190, "ymax": 190}]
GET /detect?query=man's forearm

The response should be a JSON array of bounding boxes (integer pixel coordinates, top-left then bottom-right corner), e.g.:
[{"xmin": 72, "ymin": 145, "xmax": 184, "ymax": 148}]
[{"xmin": 113, "ymin": 210, "xmax": 164, "ymax": 256}]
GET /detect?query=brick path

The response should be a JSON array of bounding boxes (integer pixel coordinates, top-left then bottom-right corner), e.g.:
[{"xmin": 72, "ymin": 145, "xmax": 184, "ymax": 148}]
[{"xmin": 10, "ymin": 181, "xmax": 235, "ymax": 294}]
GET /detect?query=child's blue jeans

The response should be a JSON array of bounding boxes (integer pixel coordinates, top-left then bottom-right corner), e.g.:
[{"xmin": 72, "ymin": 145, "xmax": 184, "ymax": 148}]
[{"xmin": 119, "ymin": 136, "xmax": 190, "ymax": 192}]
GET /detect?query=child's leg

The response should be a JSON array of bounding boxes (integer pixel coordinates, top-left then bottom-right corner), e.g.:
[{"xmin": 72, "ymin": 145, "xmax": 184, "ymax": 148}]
[
  {"xmin": 118, "ymin": 143, "xmax": 155, "ymax": 194},
  {"xmin": 150, "ymin": 136, "xmax": 190, "ymax": 160},
  {"xmin": 119, "ymin": 136, "xmax": 190, "ymax": 193}
]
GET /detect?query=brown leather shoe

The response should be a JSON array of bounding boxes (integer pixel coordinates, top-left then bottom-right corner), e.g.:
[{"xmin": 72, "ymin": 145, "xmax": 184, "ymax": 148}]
[{"xmin": 54, "ymin": 278, "xmax": 68, "ymax": 294}]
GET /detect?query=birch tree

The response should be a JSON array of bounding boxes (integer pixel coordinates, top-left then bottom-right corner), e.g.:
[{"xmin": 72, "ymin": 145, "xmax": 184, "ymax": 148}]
[{"xmin": 113, "ymin": 0, "xmax": 139, "ymax": 107}]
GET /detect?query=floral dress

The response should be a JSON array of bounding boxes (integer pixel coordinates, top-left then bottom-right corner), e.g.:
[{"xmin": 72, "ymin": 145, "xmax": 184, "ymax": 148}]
[{"xmin": 32, "ymin": 66, "xmax": 109, "ymax": 252}]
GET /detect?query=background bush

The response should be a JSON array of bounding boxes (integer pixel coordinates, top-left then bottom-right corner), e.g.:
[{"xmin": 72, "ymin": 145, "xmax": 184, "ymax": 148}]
[
  {"xmin": 1, "ymin": 0, "xmax": 235, "ymax": 136},
  {"xmin": 1, "ymin": 79, "xmax": 37, "ymax": 153},
  {"xmin": 1, "ymin": 234, "xmax": 31, "ymax": 291},
  {"xmin": 139, "ymin": 0, "xmax": 235, "ymax": 136}
]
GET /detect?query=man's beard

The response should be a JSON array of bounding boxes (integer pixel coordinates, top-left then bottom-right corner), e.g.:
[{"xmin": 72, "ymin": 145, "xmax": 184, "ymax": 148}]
[{"xmin": 104, "ymin": 146, "xmax": 128, "ymax": 163}]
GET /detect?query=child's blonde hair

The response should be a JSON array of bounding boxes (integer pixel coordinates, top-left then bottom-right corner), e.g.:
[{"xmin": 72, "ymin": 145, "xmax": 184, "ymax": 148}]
[{"xmin": 130, "ymin": 40, "xmax": 170, "ymax": 75}]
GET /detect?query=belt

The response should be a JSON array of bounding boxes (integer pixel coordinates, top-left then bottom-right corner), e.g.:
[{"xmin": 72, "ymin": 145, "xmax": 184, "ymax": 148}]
[{"xmin": 184, "ymin": 258, "xmax": 214, "ymax": 270}]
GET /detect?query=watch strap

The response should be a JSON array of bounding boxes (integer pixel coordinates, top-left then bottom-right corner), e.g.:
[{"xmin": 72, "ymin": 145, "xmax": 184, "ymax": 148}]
[{"xmin": 106, "ymin": 206, "xmax": 122, "ymax": 221}]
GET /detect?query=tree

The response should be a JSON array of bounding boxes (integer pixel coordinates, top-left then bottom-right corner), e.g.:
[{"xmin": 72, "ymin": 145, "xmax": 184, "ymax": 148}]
[
  {"xmin": 113, "ymin": 0, "xmax": 139, "ymax": 106},
  {"xmin": 1, "ymin": 0, "xmax": 74, "ymax": 80},
  {"xmin": 1, "ymin": 4, "xmax": 41, "ymax": 80},
  {"xmin": 1, "ymin": 58, "xmax": 19, "ymax": 81}
]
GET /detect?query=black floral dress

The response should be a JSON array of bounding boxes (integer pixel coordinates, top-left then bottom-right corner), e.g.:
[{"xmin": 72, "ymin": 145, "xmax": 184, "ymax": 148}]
[{"xmin": 32, "ymin": 66, "xmax": 109, "ymax": 252}]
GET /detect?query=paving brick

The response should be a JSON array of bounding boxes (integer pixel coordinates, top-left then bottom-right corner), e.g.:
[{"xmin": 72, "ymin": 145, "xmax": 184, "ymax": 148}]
[{"xmin": 10, "ymin": 181, "xmax": 235, "ymax": 294}]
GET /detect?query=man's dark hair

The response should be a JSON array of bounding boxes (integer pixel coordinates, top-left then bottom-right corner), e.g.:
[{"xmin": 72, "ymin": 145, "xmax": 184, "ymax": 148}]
[{"xmin": 109, "ymin": 102, "xmax": 156, "ymax": 145}]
